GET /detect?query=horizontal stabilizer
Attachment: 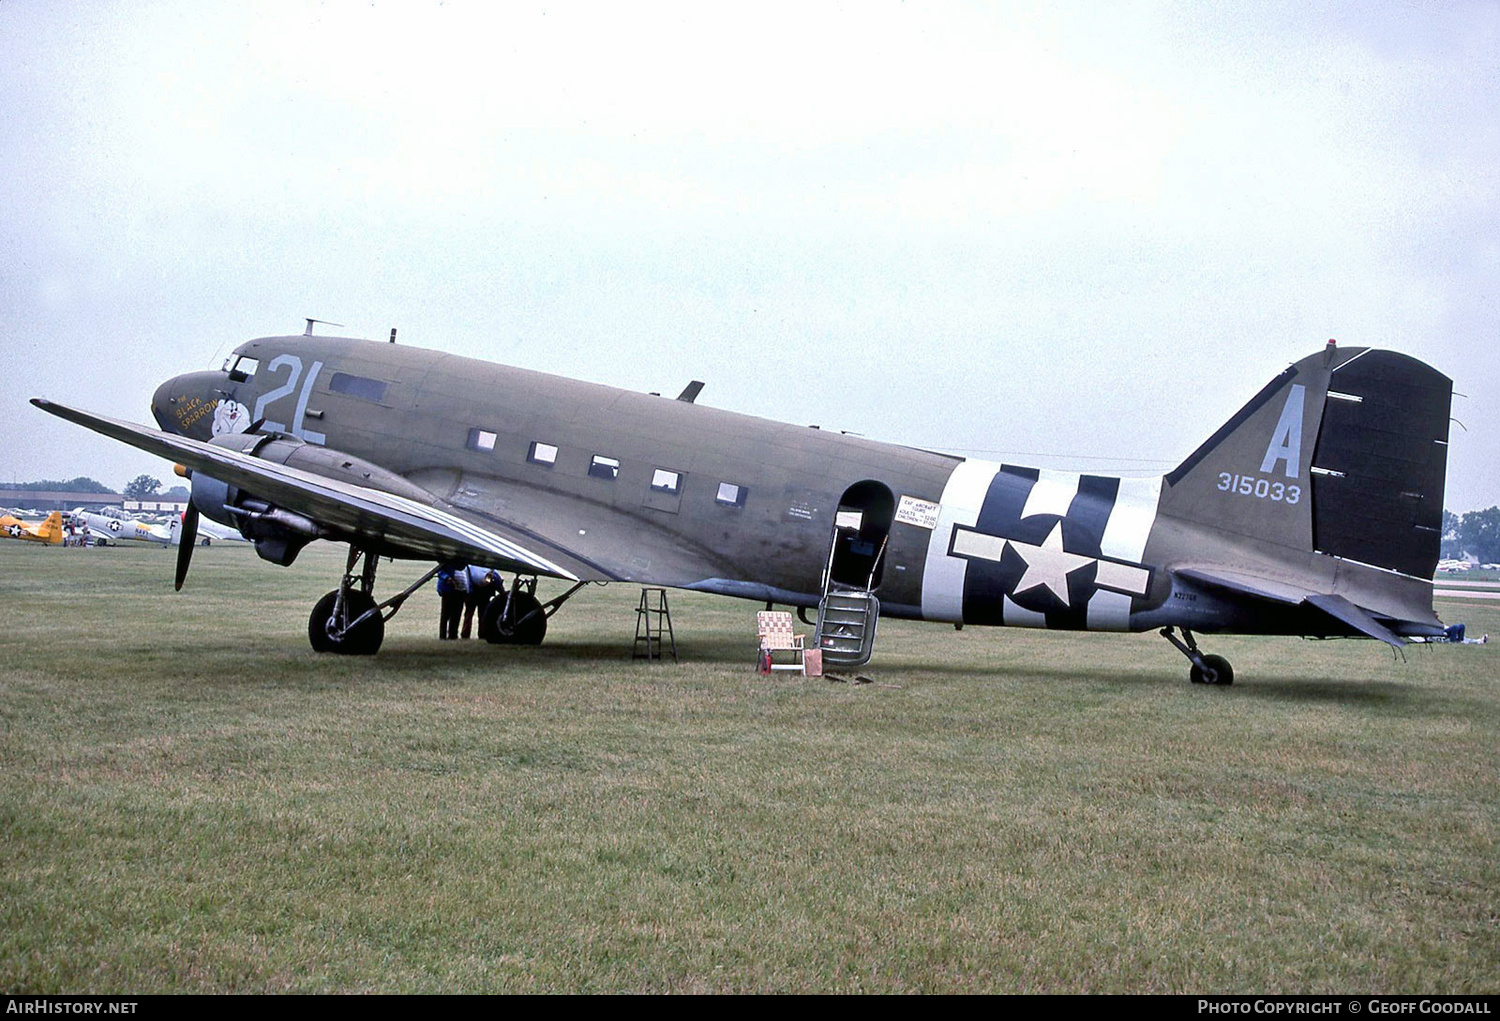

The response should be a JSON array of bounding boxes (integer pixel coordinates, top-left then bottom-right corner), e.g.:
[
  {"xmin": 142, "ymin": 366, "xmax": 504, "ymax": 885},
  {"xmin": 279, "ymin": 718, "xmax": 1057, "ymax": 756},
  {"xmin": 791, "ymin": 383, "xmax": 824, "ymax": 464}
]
[
  {"xmin": 1302, "ymin": 593, "xmax": 1406, "ymax": 648},
  {"xmin": 1174, "ymin": 567, "xmax": 1303, "ymax": 605},
  {"xmin": 1177, "ymin": 568, "xmax": 1409, "ymax": 646}
]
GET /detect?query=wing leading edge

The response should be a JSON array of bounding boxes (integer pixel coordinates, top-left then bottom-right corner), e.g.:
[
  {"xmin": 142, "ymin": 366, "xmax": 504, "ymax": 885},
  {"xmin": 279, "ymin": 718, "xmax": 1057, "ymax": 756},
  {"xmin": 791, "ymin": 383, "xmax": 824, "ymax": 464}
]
[{"xmin": 31, "ymin": 399, "xmax": 582, "ymax": 581}]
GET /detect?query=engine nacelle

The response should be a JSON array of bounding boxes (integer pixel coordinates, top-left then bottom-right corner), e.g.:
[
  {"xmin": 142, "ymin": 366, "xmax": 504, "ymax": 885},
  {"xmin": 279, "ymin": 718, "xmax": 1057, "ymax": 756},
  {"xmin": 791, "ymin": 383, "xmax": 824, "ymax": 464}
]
[
  {"xmin": 189, "ymin": 472, "xmax": 238, "ymax": 528},
  {"xmin": 186, "ymin": 433, "xmax": 331, "ymax": 566},
  {"xmin": 228, "ymin": 497, "xmax": 320, "ymax": 566},
  {"xmin": 185, "ymin": 432, "xmax": 437, "ymax": 567}
]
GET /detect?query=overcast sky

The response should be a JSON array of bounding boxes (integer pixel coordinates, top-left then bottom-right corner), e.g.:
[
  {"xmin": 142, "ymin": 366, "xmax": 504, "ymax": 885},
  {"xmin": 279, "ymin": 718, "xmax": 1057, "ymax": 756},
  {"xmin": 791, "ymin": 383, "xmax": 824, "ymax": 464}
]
[{"xmin": 3, "ymin": 1, "xmax": 1496, "ymax": 512}]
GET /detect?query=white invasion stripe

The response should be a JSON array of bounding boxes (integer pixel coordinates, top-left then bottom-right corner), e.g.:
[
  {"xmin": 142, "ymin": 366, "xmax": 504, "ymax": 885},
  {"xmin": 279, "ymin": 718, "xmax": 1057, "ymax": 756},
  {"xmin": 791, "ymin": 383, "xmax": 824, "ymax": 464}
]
[
  {"xmin": 1094, "ymin": 560, "xmax": 1150, "ymax": 596},
  {"xmin": 1099, "ymin": 475, "xmax": 1161, "ymax": 564},
  {"xmin": 1086, "ymin": 589, "xmax": 1133, "ymax": 631},
  {"xmin": 1002, "ymin": 595, "xmax": 1048, "ymax": 628},
  {"xmin": 921, "ymin": 459, "xmax": 1003, "ymax": 622},
  {"xmin": 949, "ymin": 528, "xmax": 1007, "ymax": 562},
  {"xmin": 1021, "ymin": 469, "xmax": 1079, "ymax": 520}
]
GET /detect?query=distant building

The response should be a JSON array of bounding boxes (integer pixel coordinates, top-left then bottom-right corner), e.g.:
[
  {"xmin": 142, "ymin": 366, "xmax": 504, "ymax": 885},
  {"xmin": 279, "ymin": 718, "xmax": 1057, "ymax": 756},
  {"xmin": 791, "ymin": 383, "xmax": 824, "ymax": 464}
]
[
  {"xmin": 0, "ymin": 489, "xmax": 122, "ymax": 512},
  {"xmin": 122, "ymin": 499, "xmax": 189, "ymax": 513}
]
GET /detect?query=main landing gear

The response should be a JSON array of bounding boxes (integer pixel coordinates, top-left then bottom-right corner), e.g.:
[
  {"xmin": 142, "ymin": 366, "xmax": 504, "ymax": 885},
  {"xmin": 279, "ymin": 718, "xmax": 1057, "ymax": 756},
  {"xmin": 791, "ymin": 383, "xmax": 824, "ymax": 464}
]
[
  {"xmin": 1159, "ymin": 626, "xmax": 1234, "ymax": 686},
  {"xmin": 308, "ymin": 547, "xmax": 439, "ymax": 656},
  {"xmin": 479, "ymin": 577, "xmax": 589, "ymax": 646},
  {"xmin": 306, "ymin": 549, "xmax": 593, "ymax": 656}
]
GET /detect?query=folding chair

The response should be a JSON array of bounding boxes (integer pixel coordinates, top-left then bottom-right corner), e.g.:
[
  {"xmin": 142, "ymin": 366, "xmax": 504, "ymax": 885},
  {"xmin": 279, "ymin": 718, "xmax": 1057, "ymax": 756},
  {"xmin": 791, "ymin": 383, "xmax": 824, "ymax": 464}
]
[{"xmin": 756, "ymin": 610, "xmax": 811, "ymax": 674}]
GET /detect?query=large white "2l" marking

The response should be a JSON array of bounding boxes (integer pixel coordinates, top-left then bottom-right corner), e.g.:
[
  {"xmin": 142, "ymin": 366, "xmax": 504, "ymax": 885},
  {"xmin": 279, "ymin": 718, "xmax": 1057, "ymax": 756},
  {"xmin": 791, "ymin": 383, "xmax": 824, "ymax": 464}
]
[{"xmin": 251, "ymin": 354, "xmax": 326, "ymax": 444}]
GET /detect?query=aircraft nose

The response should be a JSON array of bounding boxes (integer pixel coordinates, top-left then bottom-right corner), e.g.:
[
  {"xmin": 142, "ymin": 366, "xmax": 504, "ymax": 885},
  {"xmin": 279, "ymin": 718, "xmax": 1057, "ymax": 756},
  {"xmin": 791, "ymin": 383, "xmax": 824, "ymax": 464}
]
[
  {"xmin": 152, "ymin": 377, "xmax": 184, "ymax": 432},
  {"xmin": 152, "ymin": 371, "xmax": 224, "ymax": 439}
]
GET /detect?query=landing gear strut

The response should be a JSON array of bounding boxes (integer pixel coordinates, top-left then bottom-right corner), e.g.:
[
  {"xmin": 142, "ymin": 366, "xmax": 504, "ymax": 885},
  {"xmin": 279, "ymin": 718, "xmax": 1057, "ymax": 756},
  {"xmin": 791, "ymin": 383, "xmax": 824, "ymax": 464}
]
[
  {"xmin": 308, "ymin": 547, "xmax": 439, "ymax": 656},
  {"xmin": 1160, "ymin": 626, "xmax": 1234, "ymax": 686},
  {"xmin": 480, "ymin": 577, "xmax": 589, "ymax": 645}
]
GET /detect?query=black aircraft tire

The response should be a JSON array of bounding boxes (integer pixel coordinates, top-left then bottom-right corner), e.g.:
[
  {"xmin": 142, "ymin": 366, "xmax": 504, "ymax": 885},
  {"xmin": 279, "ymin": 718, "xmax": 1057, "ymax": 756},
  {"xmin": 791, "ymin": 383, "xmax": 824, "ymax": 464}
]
[
  {"xmin": 482, "ymin": 591, "xmax": 547, "ymax": 646},
  {"xmin": 1191, "ymin": 654, "xmax": 1234, "ymax": 686},
  {"xmin": 308, "ymin": 590, "xmax": 384, "ymax": 656}
]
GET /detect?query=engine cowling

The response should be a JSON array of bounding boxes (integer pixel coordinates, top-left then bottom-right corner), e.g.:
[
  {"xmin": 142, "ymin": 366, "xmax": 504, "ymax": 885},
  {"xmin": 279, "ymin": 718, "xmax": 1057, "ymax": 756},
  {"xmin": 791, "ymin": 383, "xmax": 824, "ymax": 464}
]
[
  {"xmin": 184, "ymin": 432, "xmax": 439, "ymax": 567},
  {"xmin": 187, "ymin": 434, "xmax": 324, "ymax": 566}
]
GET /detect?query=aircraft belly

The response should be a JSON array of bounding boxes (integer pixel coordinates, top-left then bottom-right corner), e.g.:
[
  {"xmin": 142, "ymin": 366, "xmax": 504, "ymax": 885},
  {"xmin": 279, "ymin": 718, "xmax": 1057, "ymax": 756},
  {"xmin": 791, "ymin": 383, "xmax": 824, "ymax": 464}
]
[{"xmin": 919, "ymin": 461, "xmax": 1164, "ymax": 631}]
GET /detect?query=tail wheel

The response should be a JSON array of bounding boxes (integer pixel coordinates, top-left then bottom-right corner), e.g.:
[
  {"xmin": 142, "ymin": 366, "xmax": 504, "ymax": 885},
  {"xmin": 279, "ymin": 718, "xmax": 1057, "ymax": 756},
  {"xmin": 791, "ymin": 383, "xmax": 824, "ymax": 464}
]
[
  {"xmin": 481, "ymin": 591, "xmax": 547, "ymax": 645},
  {"xmin": 308, "ymin": 589, "xmax": 384, "ymax": 655},
  {"xmin": 1190, "ymin": 653, "xmax": 1234, "ymax": 686}
]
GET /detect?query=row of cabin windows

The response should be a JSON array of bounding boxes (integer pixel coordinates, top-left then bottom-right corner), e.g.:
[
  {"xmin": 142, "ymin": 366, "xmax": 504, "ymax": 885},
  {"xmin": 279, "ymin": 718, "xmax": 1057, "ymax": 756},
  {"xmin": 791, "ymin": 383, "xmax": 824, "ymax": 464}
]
[
  {"xmin": 467, "ymin": 429, "xmax": 745, "ymax": 507},
  {"xmin": 227, "ymin": 371, "xmax": 737, "ymax": 505}
]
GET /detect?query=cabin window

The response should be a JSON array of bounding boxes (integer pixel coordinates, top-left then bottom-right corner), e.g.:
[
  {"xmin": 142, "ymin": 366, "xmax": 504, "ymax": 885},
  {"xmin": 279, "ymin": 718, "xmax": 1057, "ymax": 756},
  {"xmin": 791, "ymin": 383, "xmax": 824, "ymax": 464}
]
[
  {"xmin": 651, "ymin": 469, "xmax": 682, "ymax": 494},
  {"xmin": 589, "ymin": 455, "xmax": 621, "ymax": 481},
  {"xmin": 328, "ymin": 372, "xmax": 389, "ymax": 403},
  {"xmin": 467, "ymin": 428, "xmax": 498, "ymax": 452},
  {"xmin": 528, "ymin": 441, "xmax": 558, "ymax": 467},
  {"xmin": 227, "ymin": 355, "xmax": 259, "ymax": 382},
  {"xmin": 716, "ymin": 481, "xmax": 747, "ymax": 507}
]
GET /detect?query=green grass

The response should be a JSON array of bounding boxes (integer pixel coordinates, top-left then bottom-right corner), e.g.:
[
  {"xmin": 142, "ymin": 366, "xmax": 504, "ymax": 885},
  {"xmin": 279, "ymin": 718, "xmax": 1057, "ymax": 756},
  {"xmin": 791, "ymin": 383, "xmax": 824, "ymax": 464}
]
[{"xmin": 1, "ymin": 541, "xmax": 1497, "ymax": 993}]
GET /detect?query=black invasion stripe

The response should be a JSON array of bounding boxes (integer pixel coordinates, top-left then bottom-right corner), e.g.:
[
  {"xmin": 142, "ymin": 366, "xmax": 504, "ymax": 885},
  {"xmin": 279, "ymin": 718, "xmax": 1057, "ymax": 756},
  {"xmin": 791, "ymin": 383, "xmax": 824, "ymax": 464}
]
[{"xmin": 1066, "ymin": 475, "xmax": 1119, "ymax": 558}]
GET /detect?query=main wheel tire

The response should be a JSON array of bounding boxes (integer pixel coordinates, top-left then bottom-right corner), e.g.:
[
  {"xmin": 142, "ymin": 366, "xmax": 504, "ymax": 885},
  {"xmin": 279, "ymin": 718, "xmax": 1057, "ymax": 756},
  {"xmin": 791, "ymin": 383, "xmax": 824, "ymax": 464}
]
[
  {"xmin": 1190, "ymin": 653, "xmax": 1234, "ymax": 686},
  {"xmin": 481, "ymin": 591, "xmax": 547, "ymax": 645},
  {"xmin": 308, "ymin": 590, "xmax": 384, "ymax": 655}
]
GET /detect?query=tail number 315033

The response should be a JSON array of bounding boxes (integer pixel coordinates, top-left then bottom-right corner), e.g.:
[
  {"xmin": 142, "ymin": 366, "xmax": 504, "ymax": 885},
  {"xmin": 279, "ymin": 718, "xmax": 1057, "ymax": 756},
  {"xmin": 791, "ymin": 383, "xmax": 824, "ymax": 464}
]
[{"xmin": 1218, "ymin": 473, "xmax": 1301, "ymax": 504}]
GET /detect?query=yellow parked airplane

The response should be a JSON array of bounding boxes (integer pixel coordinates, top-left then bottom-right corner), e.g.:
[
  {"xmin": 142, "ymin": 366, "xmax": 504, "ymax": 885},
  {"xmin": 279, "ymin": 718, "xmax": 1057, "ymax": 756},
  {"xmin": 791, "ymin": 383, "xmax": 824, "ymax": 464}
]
[{"xmin": 0, "ymin": 511, "xmax": 65, "ymax": 545}]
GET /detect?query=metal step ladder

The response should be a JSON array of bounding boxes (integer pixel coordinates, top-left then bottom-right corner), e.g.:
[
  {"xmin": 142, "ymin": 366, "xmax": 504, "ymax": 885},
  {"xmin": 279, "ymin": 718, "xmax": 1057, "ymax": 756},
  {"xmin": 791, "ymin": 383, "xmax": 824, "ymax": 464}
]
[
  {"xmin": 633, "ymin": 587, "xmax": 677, "ymax": 662},
  {"xmin": 812, "ymin": 531, "xmax": 886, "ymax": 669},
  {"xmin": 813, "ymin": 587, "xmax": 880, "ymax": 667}
]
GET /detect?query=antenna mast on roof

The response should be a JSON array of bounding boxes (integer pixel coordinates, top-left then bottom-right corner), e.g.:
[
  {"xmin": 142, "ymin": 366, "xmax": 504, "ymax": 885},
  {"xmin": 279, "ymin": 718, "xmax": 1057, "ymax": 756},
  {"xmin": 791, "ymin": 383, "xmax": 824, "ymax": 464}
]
[{"xmin": 304, "ymin": 318, "xmax": 344, "ymax": 336}]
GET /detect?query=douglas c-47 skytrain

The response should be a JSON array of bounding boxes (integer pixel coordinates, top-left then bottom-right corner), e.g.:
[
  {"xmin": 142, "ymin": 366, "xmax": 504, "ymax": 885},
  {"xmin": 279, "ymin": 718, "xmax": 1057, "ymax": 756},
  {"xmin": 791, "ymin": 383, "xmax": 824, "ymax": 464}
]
[{"xmin": 33, "ymin": 327, "xmax": 1453, "ymax": 684}]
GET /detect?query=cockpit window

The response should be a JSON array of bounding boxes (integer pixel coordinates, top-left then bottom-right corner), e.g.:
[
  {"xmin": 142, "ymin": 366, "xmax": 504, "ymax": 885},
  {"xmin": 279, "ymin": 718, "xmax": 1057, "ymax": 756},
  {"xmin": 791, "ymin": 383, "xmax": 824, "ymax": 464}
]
[
  {"xmin": 227, "ymin": 355, "xmax": 259, "ymax": 383},
  {"xmin": 328, "ymin": 373, "xmax": 389, "ymax": 403}
]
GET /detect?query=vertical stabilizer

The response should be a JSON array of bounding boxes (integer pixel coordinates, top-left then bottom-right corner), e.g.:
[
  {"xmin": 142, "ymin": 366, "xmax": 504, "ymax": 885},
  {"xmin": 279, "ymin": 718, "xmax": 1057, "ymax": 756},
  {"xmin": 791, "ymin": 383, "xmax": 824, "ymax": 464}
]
[
  {"xmin": 1159, "ymin": 345, "xmax": 1451, "ymax": 579},
  {"xmin": 1160, "ymin": 346, "xmax": 1337, "ymax": 552},
  {"xmin": 37, "ymin": 511, "xmax": 66, "ymax": 545}
]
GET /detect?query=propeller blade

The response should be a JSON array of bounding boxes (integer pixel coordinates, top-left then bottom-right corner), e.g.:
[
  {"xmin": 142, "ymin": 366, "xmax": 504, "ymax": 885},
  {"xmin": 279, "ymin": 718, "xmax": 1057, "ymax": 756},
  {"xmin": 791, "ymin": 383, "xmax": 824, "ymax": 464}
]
[{"xmin": 175, "ymin": 504, "xmax": 199, "ymax": 591}]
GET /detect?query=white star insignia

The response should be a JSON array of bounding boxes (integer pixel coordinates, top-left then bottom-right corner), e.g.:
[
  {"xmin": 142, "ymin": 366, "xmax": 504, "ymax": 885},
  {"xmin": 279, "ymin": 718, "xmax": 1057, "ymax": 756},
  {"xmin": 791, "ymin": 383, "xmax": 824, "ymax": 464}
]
[{"xmin": 1008, "ymin": 522, "xmax": 1094, "ymax": 606}]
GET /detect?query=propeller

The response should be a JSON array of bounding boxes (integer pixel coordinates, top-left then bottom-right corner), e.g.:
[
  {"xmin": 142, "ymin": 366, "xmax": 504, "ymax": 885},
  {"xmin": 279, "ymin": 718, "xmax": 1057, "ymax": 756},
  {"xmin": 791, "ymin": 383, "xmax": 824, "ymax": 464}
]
[{"xmin": 175, "ymin": 500, "xmax": 199, "ymax": 591}]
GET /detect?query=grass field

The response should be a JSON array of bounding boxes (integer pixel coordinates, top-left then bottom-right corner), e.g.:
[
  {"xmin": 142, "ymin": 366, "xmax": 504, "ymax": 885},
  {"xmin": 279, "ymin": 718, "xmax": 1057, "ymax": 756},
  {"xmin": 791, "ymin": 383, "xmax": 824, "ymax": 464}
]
[{"xmin": 1, "ymin": 540, "xmax": 1496, "ymax": 993}]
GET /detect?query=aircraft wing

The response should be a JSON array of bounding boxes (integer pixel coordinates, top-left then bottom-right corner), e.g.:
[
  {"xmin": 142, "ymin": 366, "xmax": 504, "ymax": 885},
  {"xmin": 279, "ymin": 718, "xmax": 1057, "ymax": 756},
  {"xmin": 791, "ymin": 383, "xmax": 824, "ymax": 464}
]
[
  {"xmin": 31, "ymin": 399, "xmax": 582, "ymax": 580},
  {"xmin": 1173, "ymin": 567, "xmax": 1418, "ymax": 647}
]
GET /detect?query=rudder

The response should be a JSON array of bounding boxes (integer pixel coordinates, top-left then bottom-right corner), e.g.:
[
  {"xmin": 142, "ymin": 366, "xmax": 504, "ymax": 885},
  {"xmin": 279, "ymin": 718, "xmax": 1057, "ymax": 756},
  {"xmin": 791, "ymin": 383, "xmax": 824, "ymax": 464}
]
[{"xmin": 1306, "ymin": 350, "xmax": 1451, "ymax": 578}]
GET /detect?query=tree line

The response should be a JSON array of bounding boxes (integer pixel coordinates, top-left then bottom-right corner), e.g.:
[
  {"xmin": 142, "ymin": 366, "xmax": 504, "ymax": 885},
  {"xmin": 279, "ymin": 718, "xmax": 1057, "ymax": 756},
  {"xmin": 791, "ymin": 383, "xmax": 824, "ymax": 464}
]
[
  {"xmin": 1442, "ymin": 508, "xmax": 1500, "ymax": 564},
  {"xmin": 5, "ymin": 477, "xmax": 116, "ymax": 493},
  {"xmin": 6, "ymin": 476, "xmax": 188, "ymax": 502}
]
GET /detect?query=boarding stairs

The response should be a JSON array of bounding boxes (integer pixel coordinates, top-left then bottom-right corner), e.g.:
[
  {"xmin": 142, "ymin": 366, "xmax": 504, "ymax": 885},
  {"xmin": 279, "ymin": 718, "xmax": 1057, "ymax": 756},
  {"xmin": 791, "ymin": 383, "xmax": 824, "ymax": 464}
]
[{"xmin": 812, "ymin": 534, "xmax": 884, "ymax": 669}]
